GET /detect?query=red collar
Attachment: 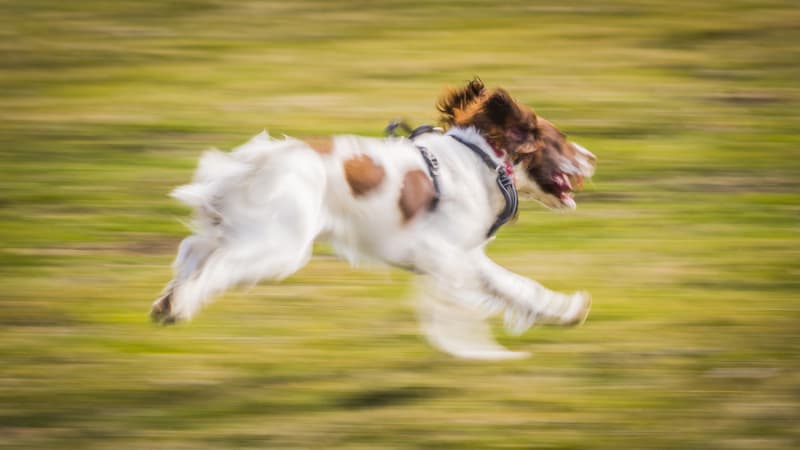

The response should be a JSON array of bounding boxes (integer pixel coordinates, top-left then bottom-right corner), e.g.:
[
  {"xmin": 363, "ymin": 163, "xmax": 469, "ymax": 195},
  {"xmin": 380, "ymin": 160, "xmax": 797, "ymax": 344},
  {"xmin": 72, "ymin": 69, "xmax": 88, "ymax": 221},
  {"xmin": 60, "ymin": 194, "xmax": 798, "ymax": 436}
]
[{"xmin": 487, "ymin": 139, "xmax": 515, "ymax": 178}]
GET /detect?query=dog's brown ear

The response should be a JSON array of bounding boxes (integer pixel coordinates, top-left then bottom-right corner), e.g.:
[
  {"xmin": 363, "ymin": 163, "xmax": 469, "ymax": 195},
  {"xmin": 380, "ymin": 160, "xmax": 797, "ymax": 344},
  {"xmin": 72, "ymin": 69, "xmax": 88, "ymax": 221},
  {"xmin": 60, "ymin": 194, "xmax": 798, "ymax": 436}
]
[
  {"xmin": 437, "ymin": 77, "xmax": 486, "ymax": 126},
  {"xmin": 485, "ymin": 89, "xmax": 540, "ymax": 153},
  {"xmin": 483, "ymin": 89, "xmax": 517, "ymax": 126}
]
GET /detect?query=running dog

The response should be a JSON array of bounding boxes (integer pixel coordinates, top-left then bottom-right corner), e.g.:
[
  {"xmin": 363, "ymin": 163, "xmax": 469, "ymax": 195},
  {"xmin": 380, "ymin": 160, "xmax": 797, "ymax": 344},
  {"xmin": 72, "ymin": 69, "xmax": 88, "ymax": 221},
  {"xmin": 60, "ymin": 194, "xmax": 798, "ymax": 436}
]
[{"xmin": 151, "ymin": 79, "xmax": 596, "ymax": 359}]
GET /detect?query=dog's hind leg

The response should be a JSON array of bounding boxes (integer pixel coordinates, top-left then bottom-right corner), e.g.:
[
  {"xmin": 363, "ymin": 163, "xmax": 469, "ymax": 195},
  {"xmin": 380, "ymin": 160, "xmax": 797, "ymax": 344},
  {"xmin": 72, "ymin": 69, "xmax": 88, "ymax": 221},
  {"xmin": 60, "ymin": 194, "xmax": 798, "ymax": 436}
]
[
  {"xmin": 150, "ymin": 235, "xmax": 217, "ymax": 323},
  {"xmin": 152, "ymin": 142, "xmax": 326, "ymax": 324},
  {"xmin": 153, "ymin": 193, "xmax": 323, "ymax": 323},
  {"xmin": 163, "ymin": 236, "xmax": 316, "ymax": 323}
]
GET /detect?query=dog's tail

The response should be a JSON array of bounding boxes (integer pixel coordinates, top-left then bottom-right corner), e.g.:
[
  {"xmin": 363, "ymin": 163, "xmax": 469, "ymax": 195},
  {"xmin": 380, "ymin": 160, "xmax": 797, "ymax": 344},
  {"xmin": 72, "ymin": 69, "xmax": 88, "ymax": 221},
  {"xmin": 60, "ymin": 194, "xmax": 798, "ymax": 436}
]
[{"xmin": 170, "ymin": 131, "xmax": 306, "ymax": 229}]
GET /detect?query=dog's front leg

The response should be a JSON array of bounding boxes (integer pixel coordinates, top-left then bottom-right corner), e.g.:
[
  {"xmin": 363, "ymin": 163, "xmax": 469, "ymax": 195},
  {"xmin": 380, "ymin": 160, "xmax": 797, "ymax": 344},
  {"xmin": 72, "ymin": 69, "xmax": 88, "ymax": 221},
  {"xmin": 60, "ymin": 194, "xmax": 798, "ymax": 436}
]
[{"xmin": 473, "ymin": 250, "xmax": 591, "ymax": 334}]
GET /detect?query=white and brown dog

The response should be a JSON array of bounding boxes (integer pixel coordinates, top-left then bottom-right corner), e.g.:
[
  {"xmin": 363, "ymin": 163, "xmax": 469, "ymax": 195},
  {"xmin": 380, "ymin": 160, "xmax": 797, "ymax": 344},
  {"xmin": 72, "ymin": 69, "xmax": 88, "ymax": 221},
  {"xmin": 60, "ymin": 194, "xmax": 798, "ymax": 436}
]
[{"xmin": 151, "ymin": 79, "xmax": 596, "ymax": 359}]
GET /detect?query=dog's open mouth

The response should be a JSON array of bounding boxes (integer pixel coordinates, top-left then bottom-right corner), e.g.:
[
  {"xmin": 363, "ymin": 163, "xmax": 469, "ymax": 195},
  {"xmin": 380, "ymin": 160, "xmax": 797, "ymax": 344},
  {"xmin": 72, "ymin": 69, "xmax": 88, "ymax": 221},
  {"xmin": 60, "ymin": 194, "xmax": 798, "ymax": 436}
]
[{"xmin": 546, "ymin": 172, "xmax": 583, "ymax": 209}]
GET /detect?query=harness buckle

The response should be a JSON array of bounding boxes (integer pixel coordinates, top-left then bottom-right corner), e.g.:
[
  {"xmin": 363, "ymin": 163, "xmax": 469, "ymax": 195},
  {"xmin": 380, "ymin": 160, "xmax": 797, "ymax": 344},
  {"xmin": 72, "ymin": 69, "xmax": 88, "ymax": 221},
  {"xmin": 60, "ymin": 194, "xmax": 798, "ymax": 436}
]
[{"xmin": 419, "ymin": 147, "xmax": 439, "ymax": 175}]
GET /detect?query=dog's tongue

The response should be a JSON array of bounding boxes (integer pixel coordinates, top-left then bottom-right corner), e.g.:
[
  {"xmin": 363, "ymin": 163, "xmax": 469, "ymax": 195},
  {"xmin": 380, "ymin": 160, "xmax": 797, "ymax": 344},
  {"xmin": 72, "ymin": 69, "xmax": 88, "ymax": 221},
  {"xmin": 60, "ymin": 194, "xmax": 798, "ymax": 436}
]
[
  {"xmin": 562, "ymin": 173, "xmax": 573, "ymax": 190},
  {"xmin": 552, "ymin": 173, "xmax": 576, "ymax": 208},
  {"xmin": 554, "ymin": 173, "xmax": 572, "ymax": 190}
]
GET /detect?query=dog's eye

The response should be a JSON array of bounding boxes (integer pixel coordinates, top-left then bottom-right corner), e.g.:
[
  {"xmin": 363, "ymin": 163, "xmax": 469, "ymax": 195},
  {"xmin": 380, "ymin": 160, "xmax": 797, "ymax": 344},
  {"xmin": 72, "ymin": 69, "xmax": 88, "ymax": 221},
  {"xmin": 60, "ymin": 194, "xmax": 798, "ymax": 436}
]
[{"xmin": 511, "ymin": 126, "xmax": 531, "ymax": 140}]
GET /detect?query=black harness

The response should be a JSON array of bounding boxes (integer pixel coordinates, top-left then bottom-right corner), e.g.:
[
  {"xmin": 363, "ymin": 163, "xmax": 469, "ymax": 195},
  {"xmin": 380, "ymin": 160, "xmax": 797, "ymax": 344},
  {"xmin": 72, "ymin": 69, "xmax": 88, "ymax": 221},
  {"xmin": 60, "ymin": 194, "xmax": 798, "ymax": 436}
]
[
  {"xmin": 449, "ymin": 134, "xmax": 519, "ymax": 237},
  {"xmin": 385, "ymin": 121, "xmax": 442, "ymax": 211},
  {"xmin": 385, "ymin": 121, "xmax": 518, "ymax": 237}
]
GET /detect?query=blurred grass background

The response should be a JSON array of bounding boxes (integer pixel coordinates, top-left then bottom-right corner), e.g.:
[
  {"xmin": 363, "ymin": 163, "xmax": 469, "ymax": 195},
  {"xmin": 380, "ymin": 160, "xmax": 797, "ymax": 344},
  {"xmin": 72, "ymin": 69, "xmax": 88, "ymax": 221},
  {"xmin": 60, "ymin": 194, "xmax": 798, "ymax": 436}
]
[{"xmin": 1, "ymin": 1, "xmax": 798, "ymax": 449}]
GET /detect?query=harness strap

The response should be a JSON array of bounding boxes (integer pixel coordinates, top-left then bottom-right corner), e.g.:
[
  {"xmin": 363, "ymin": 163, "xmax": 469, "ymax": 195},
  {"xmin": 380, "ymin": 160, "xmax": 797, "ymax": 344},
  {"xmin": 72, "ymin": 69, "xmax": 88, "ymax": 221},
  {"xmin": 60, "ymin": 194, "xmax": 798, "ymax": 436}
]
[
  {"xmin": 385, "ymin": 121, "xmax": 441, "ymax": 140},
  {"xmin": 416, "ymin": 144, "xmax": 441, "ymax": 211},
  {"xmin": 449, "ymin": 134, "xmax": 518, "ymax": 237},
  {"xmin": 386, "ymin": 121, "xmax": 442, "ymax": 211}
]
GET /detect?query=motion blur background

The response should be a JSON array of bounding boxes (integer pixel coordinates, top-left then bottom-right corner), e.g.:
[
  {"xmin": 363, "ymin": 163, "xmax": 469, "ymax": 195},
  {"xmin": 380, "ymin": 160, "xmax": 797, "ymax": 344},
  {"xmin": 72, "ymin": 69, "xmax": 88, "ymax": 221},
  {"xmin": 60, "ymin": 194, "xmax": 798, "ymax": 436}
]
[{"xmin": 2, "ymin": 1, "xmax": 798, "ymax": 449}]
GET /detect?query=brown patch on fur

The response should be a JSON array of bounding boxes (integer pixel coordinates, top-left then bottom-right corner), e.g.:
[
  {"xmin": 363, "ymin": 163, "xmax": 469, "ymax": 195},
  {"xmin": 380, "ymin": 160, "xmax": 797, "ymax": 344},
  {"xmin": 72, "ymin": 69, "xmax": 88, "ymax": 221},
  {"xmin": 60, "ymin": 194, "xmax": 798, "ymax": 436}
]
[
  {"xmin": 399, "ymin": 169, "xmax": 435, "ymax": 222},
  {"xmin": 343, "ymin": 155, "xmax": 385, "ymax": 196},
  {"xmin": 303, "ymin": 136, "xmax": 333, "ymax": 154}
]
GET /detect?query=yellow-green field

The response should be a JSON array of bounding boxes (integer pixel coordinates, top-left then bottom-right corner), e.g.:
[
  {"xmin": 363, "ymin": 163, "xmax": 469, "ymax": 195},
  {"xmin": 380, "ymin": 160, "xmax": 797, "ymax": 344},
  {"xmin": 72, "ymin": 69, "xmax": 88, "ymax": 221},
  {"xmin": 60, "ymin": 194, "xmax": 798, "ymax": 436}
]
[{"xmin": 2, "ymin": 1, "xmax": 798, "ymax": 448}]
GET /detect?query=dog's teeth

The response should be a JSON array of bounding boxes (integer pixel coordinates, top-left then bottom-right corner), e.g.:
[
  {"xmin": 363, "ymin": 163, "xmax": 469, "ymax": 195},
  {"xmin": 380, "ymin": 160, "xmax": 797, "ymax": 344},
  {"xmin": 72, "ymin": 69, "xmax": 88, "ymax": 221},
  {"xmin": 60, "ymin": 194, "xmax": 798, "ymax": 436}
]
[{"xmin": 554, "ymin": 174, "xmax": 569, "ymax": 188}]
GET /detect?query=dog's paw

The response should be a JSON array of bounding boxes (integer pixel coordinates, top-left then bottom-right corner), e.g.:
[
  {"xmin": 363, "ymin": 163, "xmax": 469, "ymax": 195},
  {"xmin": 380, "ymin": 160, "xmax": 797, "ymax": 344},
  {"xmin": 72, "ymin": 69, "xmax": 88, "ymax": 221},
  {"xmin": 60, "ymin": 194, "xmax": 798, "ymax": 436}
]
[
  {"xmin": 150, "ymin": 290, "xmax": 177, "ymax": 325},
  {"xmin": 562, "ymin": 291, "xmax": 591, "ymax": 326}
]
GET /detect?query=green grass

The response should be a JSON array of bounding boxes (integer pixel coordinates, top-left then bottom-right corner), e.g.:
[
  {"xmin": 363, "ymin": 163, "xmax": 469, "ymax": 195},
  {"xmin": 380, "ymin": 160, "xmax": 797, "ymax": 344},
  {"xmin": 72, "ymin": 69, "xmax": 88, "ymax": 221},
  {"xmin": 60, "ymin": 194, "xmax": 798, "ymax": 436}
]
[{"xmin": 1, "ymin": 1, "xmax": 799, "ymax": 448}]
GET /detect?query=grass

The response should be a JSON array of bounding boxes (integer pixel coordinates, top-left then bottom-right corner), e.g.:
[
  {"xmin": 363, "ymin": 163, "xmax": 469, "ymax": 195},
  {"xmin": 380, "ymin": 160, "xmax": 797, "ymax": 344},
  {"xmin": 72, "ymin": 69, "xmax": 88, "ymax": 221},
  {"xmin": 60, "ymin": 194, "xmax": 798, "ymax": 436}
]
[{"xmin": 1, "ymin": 1, "xmax": 799, "ymax": 449}]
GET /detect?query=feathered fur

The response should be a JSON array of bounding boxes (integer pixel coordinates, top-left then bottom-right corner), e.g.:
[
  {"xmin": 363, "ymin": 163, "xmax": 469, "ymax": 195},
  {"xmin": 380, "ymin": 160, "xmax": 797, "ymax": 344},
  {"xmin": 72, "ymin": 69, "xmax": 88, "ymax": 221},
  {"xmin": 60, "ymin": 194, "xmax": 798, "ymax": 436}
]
[{"xmin": 437, "ymin": 77, "xmax": 487, "ymax": 126}]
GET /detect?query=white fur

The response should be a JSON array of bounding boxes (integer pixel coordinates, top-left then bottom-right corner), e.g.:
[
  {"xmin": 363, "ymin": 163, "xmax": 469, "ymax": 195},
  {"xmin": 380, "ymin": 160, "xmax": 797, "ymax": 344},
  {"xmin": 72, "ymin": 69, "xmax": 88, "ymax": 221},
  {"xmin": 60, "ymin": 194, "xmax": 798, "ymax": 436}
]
[
  {"xmin": 154, "ymin": 128, "xmax": 592, "ymax": 359},
  {"xmin": 572, "ymin": 142, "xmax": 597, "ymax": 178}
]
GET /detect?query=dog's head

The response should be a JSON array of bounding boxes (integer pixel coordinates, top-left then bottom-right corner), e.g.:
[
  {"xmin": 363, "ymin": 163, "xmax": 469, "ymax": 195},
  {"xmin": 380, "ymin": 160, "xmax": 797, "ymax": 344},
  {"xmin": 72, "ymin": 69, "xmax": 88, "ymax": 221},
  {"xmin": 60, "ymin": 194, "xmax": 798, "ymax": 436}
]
[{"xmin": 437, "ymin": 78, "xmax": 596, "ymax": 209}]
